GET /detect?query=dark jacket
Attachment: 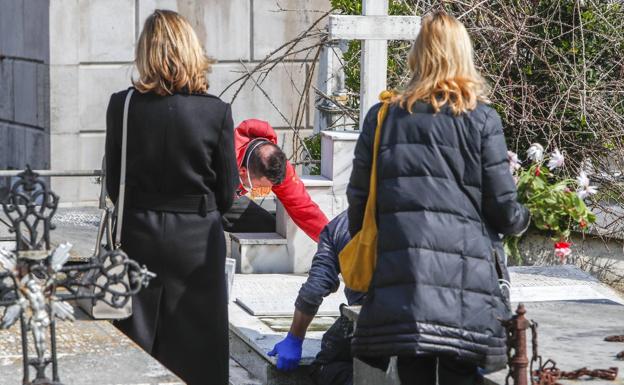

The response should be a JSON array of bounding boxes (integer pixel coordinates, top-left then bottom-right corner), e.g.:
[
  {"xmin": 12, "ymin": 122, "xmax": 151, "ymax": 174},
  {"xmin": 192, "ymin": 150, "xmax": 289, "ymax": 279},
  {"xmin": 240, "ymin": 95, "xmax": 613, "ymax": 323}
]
[
  {"xmin": 106, "ymin": 88, "xmax": 237, "ymax": 213},
  {"xmin": 295, "ymin": 211, "xmax": 365, "ymax": 316},
  {"xmin": 106, "ymin": 88, "xmax": 237, "ymax": 385},
  {"xmin": 347, "ymin": 101, "xmax": 529, "ymax": 371}
]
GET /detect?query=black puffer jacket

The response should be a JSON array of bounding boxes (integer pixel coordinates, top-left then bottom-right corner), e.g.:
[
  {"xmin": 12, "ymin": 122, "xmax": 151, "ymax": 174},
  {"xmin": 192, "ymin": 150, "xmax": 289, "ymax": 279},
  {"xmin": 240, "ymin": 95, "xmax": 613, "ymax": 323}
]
[{"xmin": 347, "ymin": 101, "xmax": 529, "ymax": 371}]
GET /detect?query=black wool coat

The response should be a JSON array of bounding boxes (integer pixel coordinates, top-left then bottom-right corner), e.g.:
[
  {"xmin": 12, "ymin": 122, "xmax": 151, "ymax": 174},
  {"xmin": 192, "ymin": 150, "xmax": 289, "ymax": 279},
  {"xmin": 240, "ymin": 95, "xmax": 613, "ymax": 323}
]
[
  {"xmin": 347, "ymin": 101, "xmax": 529, "ymax": 371},
  {"xmin": 105, "ymin": 88, "xmax": 237, "ymax": 385}
]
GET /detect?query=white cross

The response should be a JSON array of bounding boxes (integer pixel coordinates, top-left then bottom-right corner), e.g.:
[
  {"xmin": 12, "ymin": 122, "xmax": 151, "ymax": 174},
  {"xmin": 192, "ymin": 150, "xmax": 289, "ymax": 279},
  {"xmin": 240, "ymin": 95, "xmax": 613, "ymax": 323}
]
[{"xmin": 328, "ymin": 0, "xmax": 421, "ymax": 128}]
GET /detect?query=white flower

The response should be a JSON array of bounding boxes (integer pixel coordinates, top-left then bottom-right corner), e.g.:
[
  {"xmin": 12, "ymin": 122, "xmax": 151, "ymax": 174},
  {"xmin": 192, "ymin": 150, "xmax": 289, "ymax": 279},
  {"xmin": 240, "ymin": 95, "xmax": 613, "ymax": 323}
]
[
  {"xmin": 547, "ymin": 149, "xmax": 565, "ymax": 169},
  {"xmin": 526, "ymin": 143, "xmax": 544, "ymax": 162},
  {"xmin": 576, "ymin": 171, "xmax": 598, "ymax": 199},
  {"xmin": 507, "ymin": 151, "xmax": 521, "ymax": 174}
]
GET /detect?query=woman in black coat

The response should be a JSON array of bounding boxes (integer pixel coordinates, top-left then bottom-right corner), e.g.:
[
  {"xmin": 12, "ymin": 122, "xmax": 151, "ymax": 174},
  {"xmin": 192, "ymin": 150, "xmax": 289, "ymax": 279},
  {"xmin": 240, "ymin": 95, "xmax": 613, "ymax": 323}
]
[
  {"xmin": 347, "ymin": 12, "xmax": 529, "ymax": 385},
  {"xmin": 105, "ymin": 10, "xmax": 237, "ymax": 385}
]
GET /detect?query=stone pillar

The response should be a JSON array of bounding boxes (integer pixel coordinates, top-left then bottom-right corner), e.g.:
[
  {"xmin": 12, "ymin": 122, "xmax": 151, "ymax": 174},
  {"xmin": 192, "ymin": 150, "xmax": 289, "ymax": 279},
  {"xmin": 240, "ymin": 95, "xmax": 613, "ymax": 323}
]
[{"xmin": 0, "ymin": 0, "xmax": 50, "ymax": 196}]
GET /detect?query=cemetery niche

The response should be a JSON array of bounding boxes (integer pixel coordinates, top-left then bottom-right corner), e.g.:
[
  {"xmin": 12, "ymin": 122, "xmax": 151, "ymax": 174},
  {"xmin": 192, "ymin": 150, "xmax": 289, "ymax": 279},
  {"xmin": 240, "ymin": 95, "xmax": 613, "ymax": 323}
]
[{"xmin": 0, "ymin": 167, "xmax": 155, "ymax": 385}]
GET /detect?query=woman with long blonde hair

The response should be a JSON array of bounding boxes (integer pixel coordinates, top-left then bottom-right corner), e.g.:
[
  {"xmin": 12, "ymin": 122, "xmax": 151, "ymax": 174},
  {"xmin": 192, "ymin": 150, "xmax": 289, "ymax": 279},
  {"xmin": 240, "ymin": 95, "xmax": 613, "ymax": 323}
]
[
  {"xmin": 346, "ymin": 12, "xmax": 528, "ymax": 384},
  {"xmin": 105, "ymin": 10, "xmax": 237, "ymax": 384}
]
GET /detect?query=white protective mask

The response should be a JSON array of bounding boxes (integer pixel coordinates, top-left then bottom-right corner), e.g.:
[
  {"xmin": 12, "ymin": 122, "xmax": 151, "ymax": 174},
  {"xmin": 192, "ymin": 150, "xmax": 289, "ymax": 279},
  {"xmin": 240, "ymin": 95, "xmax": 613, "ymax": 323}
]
[{"xmin": 242, "ymin": 139, "xmax": 268, "ymax": 192}]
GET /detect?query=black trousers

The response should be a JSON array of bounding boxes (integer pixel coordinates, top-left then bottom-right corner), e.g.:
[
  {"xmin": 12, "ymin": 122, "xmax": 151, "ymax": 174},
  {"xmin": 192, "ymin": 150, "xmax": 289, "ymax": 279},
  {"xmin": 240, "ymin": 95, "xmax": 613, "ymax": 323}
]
[
  {"xmin": 222, "ymin": 196, "xmax": 276, "ymax": 233},
  {"xmin": 396, "ymin": 356, "xmax": 480, "ymax": 385},
  {"xmin": 310, "ymin": 315, "xmax": 354, "ymax": 385}
]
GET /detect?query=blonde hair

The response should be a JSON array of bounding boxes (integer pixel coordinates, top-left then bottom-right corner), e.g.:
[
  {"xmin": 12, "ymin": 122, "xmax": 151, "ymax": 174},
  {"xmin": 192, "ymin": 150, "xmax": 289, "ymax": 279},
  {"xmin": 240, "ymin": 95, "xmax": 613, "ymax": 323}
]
[
  {"xmin": 400, "ymin": 11, "xmax": 488, "ymax": 115},
  {"xmin": 134, "ymin": 10, "xmax": 214, "ymax": 96}
]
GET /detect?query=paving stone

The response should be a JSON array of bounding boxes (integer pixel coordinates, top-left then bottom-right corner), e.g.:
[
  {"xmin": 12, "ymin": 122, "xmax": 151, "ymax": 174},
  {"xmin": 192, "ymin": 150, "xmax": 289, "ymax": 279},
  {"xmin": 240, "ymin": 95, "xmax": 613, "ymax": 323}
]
[
  {"xmin": 79, "ymin": 0, "xmax": 135, "ymax": 62},
  {"xmin": 252, "ymin": 0, "xmax": 331, "ymax": 60},
  {"xmin": 139, "ymin": 0, "xmax": 251, "ymax": 60},
  {"xmin": 49, "ymin": 0, "xmax": 80, "ymax": 65},
  {"xmin": 13, "ymin": 60, "xmax": 39, "ymax": 127},
  {"xmin": 78, "ymin": 64, "xmax": 134, "ymax": 133},
  {"xmin": 0, "ymin": 317, "xmax": 183, "ymax": 385},
  {"xmin": 0, "ymin": 58, "xmax": 14, "ymax": 121}
]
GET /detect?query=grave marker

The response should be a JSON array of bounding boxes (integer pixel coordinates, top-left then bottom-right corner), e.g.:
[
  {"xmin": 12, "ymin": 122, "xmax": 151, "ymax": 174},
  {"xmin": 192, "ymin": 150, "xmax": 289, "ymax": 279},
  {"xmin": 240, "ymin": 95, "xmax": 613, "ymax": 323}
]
[{"xmin": 327, "ymin": 0, "xmax": 420, "ymax": 127}]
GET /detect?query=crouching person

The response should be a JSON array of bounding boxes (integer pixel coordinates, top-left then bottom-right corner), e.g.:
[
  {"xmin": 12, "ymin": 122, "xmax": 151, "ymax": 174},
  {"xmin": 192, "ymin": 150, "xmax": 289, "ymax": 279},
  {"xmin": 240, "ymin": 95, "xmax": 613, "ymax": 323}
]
[{"xmin": 268, "ymin": 211, "xmax": 363, "ymax": 385}]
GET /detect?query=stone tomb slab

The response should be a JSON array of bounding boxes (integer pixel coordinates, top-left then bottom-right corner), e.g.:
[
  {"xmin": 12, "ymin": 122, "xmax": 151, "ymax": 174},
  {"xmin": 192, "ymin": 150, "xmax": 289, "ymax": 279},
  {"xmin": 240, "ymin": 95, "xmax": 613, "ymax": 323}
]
[
  {"xmin": 485, "ymin": 300, "xmax": 624, "ymax": 385},
  {"xmin": 344, "ymin": 300, "xmax": 624, "ymax": 385},
  {"xmin": 342, "ymin": 265, "xmax": 624, "ymax": 385},
  {"xmin": 233, "ymin": 273, "xmax": 348, "ymax": 316},
  {"xmin": 0, "ymin": 312, "xmax": 183, "ymax": 385},
  {"xmin": 0, "ymin": 206, "xmax": 101, "ymax": 262},
  {"xmin": 229, "ymin": 274, "xmax": 349, "ymax": 385},
  {"xmin": 509, "ymin": 265, "xmax": 624, "ymax": 305}
]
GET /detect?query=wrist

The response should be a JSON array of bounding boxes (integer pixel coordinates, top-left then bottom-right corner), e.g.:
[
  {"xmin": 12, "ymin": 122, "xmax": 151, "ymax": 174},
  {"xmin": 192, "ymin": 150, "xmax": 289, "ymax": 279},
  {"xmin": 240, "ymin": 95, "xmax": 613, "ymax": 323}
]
[{"xmin": 287, "ymin": 332, "xmax": 304, "ymax": 344}]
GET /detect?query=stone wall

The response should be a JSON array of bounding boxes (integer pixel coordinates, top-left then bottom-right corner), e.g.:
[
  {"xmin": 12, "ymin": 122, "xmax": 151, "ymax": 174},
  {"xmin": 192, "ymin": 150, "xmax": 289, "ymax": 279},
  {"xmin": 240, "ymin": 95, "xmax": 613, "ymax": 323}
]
[
  {"xmin": 1, "ymin": 0, "xmax": 330, "ymax": 202},
  {"xmin": 0, "ymin": 0, "xmax": 50, "ymax": 195}
]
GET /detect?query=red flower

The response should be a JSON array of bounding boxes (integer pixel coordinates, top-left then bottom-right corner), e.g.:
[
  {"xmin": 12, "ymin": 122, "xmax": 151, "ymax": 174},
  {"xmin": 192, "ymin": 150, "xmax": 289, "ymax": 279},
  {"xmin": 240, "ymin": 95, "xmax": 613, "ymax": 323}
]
[
  {"xmin": 554, "ymin": 241, "xmax": 571, "ymax": 249},
  {"xmin": 535, "ymin": 166, "xmax": 541, "ymax": 176},
  {"xmin": 554, "ymin": 241, "xmax": 572, "ymax": 263},
  {"xmin": 579, "ymin": 219, "xmax": 587, "ymax": 229}
]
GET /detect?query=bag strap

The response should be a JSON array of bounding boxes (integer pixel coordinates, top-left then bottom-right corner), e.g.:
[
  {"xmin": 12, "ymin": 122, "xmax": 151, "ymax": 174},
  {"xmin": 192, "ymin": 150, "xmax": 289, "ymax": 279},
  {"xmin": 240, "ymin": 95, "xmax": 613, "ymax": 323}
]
[
  {"xmin": 115, "ymin": 88, "xmax": 134, "ymax": 248},
  {"xmin": 365, "ymin": 90, "xmax": 394, "ymax": 216}
]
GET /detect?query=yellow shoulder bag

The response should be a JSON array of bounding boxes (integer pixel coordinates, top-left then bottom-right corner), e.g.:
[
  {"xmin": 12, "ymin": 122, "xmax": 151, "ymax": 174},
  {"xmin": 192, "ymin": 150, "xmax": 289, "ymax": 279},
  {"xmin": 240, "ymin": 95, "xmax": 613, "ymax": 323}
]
[{"xmin": 339, "ymin": 90, "xmax": 394, "ymax": 292}]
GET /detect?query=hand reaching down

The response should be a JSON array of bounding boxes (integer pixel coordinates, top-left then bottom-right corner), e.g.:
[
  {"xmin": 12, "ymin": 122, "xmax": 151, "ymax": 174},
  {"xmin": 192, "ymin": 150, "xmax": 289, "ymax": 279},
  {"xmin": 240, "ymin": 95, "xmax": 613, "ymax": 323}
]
[{"xmin": 267, "ymin": 333, "xmax": 304, "ymax": 371}]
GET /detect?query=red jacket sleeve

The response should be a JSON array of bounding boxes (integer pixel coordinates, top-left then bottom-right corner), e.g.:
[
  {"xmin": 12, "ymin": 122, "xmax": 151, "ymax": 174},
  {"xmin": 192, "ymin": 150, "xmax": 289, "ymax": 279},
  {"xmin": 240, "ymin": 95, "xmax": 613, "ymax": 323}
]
[{"xmin": 272, "ymin": 162, "xmax": 329, "ymax": 242}]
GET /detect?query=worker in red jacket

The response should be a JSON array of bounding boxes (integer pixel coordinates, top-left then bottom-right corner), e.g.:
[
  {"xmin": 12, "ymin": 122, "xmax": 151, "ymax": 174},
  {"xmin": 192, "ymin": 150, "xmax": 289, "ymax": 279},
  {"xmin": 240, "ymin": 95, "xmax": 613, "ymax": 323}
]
[{"xmin": 222, "ymin": 119, "xmax": 328, "ymax": 242}]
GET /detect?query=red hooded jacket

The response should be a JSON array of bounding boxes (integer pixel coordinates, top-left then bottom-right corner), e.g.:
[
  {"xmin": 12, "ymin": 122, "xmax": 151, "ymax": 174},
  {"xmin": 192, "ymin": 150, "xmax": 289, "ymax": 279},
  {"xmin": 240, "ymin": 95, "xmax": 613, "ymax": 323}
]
[{"xmin": 235, "ymin": 119, "xmax": 328, "ymax": 242}]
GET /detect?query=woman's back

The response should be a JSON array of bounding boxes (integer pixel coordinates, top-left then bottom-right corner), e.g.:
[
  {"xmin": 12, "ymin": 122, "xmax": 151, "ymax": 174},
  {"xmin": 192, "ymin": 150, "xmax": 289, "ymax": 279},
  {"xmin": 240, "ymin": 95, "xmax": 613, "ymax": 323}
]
[
  {"xmin": 348, "ymin": 99, "xmax": 528, "ymax": 371},
  {"xmin": 106, "ymin": 10, "xmax": 237, "ymax": 384},
  {"xmin": 105, "ymin": 89, "xmax": 236, "ymax": 213}
]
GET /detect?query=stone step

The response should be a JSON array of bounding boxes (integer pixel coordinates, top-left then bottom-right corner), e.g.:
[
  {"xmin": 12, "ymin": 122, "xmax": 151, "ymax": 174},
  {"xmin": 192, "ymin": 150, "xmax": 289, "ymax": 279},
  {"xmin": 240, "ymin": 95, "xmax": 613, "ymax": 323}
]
[{"xmin": 230, "ymin": 232, "xmax": 290, "ymax": 274}]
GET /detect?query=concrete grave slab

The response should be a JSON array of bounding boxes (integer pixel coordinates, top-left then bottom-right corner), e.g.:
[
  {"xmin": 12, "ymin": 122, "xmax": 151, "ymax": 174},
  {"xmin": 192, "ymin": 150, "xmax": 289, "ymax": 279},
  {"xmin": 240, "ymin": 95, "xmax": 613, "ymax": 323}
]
[
  {"xmin": 486, "ymin": 300, "xmax": 624, "ymax": 385},
  {"xmin": 509, "ymin": 265, "xmax": 624, "ymax": 305},
  {"xmin": 0, "ymin": 206, "xmax": 100, "ymax": 261},
  {"xmin": 341, "ymin": 265, "xmax": 624, "ymax": 385},
  {"xmin": 0, "ymin": 311, "xmax": 183, "ymax": 385},
  {"xmin": 233, "ymin": 273, "xmax": 347, "ymax": 317},
  {"xmin": 229, "ymin": 300, "xmax": 320, "ymax": 385}
]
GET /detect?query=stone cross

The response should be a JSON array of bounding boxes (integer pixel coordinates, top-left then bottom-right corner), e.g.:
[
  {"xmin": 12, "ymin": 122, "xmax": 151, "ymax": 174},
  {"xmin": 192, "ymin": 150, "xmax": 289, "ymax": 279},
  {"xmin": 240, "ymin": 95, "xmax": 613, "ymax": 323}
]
[{"xmin": 327, "ymin": 0, "xmax": 421, "ymax": 128}]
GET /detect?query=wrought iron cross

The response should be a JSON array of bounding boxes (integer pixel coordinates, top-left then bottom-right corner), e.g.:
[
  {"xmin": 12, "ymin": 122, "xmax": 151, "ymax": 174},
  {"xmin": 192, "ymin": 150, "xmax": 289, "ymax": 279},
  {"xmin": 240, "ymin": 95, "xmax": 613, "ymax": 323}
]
[{"xmin": 0, "ymin": 166, "xmax": 154, "ymax": 385}]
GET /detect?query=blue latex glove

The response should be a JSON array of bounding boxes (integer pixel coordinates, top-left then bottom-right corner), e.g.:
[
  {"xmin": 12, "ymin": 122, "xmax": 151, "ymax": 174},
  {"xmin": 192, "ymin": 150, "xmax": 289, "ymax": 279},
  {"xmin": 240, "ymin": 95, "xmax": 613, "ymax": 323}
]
[{"xmin": 267, "ymin": 333, "xmax": 304, "ymax": 371}]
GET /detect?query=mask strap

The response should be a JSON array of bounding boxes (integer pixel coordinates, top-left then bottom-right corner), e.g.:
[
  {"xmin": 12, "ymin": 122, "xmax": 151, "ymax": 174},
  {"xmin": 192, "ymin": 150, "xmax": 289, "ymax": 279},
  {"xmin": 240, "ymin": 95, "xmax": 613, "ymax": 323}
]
[{"xmin": 245, "ymin": 139, "xmax": 269, "ymax": 191}]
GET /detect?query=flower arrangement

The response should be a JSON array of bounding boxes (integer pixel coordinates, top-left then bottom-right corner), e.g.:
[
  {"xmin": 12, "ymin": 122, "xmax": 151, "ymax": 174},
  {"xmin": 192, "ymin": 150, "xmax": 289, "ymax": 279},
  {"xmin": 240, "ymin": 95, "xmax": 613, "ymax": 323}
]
[{"xmin": 504, "ymin": 144, "xmax": 597, "ymax": 263}]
